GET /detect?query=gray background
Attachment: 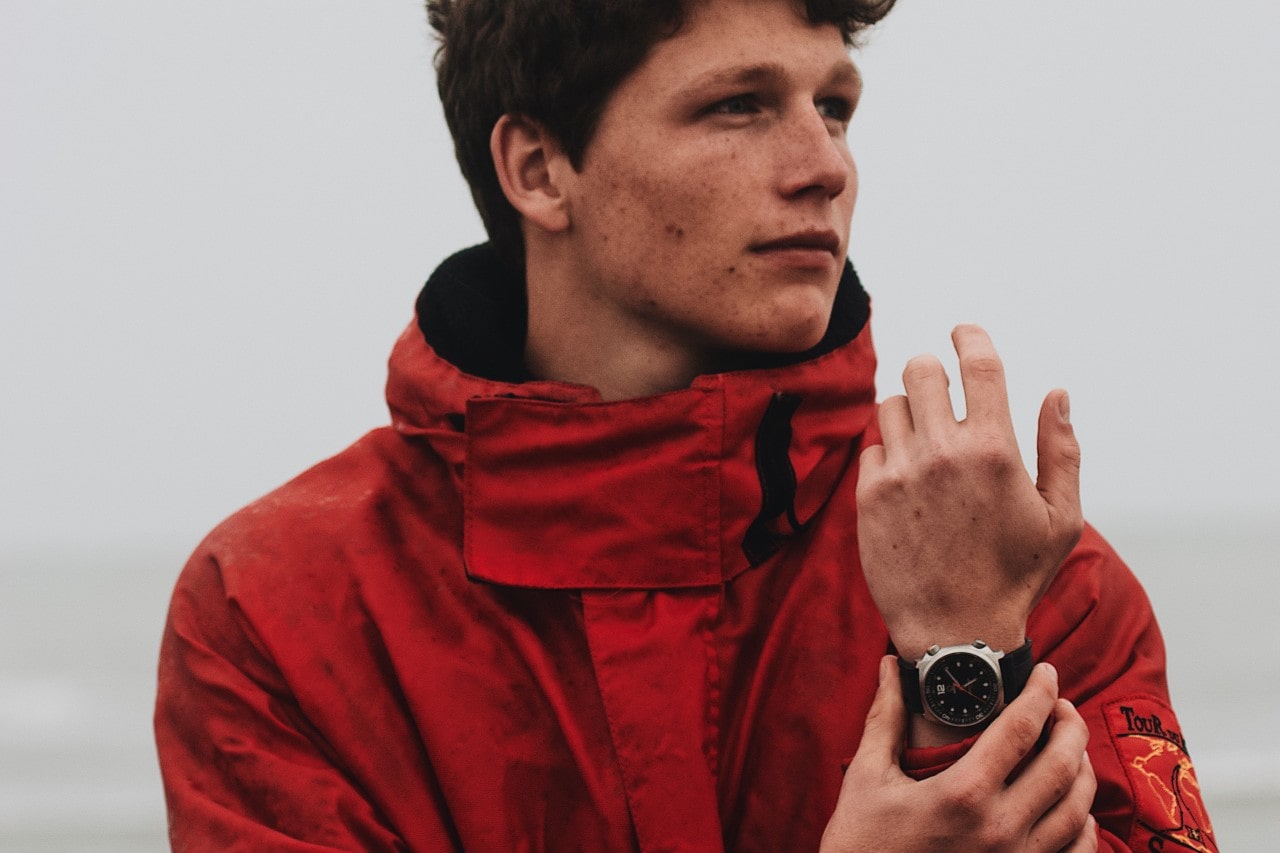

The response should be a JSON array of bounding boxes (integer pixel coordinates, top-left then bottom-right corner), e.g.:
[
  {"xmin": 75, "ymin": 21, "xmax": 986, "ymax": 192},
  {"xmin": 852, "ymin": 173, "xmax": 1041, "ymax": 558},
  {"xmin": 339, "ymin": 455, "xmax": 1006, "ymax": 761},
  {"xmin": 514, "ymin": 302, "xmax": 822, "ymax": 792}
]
[{"xmin": 2, "ymin": 1, "xmax": 1277, "ymax": 849}]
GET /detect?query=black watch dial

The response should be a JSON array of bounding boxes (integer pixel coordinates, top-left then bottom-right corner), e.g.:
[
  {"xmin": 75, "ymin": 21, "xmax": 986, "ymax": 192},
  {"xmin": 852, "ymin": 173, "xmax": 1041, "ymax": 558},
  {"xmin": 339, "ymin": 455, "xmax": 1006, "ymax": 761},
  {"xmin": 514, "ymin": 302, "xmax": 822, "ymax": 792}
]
[{"xmin": 922, "ymin": 652, "xmax": 1001, "ymax": 726}]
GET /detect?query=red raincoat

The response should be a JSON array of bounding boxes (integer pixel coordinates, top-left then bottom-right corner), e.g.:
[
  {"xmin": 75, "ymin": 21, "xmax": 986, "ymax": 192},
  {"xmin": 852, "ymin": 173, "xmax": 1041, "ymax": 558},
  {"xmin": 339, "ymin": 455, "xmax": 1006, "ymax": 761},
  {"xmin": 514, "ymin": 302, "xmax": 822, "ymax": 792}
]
[{"xmin": 156, "ymin": 246, "xmax": 1214, "ymax": 851}]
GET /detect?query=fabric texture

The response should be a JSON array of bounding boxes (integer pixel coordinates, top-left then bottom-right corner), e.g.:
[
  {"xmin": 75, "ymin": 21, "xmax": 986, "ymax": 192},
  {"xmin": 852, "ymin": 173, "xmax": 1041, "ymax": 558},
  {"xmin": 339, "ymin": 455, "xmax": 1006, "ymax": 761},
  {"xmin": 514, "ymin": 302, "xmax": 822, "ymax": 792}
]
[{"xmin": 155, "ymin": 244, "xmax": 1213, "ymax": 851}]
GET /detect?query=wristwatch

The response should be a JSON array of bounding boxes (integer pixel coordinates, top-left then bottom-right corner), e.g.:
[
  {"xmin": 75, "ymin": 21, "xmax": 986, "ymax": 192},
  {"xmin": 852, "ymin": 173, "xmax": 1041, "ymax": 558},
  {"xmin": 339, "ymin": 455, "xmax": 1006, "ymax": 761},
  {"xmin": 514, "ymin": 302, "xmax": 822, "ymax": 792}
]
[{"xmin": 898, "ymin": 639, "xmax": 1034, "ymax": 728}]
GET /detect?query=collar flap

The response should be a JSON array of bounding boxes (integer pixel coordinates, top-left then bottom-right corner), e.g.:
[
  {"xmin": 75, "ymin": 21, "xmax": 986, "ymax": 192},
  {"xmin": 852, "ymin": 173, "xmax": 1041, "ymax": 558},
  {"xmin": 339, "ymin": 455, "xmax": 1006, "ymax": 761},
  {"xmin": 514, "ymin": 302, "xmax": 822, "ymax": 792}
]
[{"xmin": 464, "ymin": 388, "xmax": 724, "ymax": 589}]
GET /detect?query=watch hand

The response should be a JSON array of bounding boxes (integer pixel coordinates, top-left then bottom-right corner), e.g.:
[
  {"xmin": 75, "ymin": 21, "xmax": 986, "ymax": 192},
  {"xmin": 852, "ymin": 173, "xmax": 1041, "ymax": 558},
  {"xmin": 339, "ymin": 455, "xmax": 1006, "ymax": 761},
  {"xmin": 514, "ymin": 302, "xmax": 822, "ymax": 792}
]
[{"xmin": 946, "ymin": 670, "xmax": 982, "ymax": 701}]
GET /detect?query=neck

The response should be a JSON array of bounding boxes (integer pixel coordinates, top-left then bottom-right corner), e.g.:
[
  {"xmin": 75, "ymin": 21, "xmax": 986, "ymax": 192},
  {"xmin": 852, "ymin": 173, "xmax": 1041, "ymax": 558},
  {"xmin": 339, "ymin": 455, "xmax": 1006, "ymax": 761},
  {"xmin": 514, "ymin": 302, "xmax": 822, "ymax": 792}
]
[{"xmin": 523, "ymin": 246, "xmax": 712, "ymax": 402}]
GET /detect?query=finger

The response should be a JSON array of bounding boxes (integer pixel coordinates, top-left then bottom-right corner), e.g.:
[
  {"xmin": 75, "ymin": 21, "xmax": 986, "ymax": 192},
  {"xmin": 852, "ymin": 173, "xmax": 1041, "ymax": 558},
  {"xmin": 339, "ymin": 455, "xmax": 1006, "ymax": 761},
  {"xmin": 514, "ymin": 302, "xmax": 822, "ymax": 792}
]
[
  {"xmin": 1059, "ymin": 814, "xmax": 1099, "ymax": 853},
  {"xmin": 848, "ymin": 656, "xmax": 909, "ymax": 774},
  {"xmin": 1008, "ymin": 698, "xmax": 1092, "ymax": 835},
  {"xmin": 952, "ymin": 324, "xmax": 1014, "ymax": 432},
  {"xmin": 1028, "ymin": 746, "xmax": 1097, "ymax": 852},
  {"xmin": 877, "ymin": 394, "xmax": 914, "ymax": 455},
  {"xmin": 957, "ymin": 662, "xmax": 1059, "ymax": 781},
  {"xmin": 901, "ymin": 354, "xmax": 955, "ymax": 435},
  {"xmin": 858, "ymin": 442, "xmax": 886, "ymax": 475},
  {"xmin": 825, "ymin": 660, "xmax": 910, "ymax": 849},
  {"xmin": 1035, "ymin": 389, "xmax": 1083, "ymax": 526}
]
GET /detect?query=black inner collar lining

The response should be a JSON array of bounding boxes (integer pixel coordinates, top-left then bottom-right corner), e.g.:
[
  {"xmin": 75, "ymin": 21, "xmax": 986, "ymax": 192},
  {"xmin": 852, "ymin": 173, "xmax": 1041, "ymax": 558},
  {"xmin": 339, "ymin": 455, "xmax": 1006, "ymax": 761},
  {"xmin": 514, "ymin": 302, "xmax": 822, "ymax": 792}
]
[{"xmin": 416, "ymin": 242, "xmax": 870, "ymax": 385}]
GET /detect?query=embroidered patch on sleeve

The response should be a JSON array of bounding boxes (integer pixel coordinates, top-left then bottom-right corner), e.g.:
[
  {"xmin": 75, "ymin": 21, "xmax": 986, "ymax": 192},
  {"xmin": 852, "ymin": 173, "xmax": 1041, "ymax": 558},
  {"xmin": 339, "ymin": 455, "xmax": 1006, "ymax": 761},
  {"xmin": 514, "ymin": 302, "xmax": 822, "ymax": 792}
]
[{"xmin": 1104, "ymin": 698, "xmax": 1216, "ymax": 852}]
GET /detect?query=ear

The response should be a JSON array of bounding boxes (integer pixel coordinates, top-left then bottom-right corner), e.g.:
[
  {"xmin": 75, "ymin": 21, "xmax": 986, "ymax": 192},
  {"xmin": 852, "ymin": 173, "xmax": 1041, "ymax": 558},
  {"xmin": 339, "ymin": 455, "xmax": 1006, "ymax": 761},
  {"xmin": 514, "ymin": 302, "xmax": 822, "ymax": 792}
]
[{"xmin": 490, "ymin": 114, "xmax": 572, "ymax": 234}]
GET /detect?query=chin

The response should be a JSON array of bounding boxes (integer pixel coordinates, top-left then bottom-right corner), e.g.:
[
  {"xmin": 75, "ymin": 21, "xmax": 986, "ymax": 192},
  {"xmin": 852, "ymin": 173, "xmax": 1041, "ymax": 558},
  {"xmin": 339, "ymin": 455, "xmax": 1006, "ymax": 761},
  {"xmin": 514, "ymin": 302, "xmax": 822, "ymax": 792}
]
[
  {"xmin": 716, "ymin": 313, "xmax": 830, "ymax": 357},
  {"xmin": 756, "ymin": 300, "xmax": 835, "ymax": 353},
  {"xmin": 766, "ymin": 326, "xmax": 829, "ymax": 354}
]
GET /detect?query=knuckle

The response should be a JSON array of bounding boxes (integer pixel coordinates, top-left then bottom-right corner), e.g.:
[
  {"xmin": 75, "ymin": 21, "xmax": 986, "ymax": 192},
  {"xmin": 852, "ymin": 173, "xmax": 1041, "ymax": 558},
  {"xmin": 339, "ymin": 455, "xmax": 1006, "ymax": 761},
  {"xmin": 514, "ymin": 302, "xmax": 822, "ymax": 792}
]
[
  {"xmin": 882, "ymin": 393, "xmax": 909, "ymax": 411},
  {"xmin": 963, "ymin": 353, "xmax": 1005, "ymax": 380},
  {"xmin": 1045, "ymin": 757, "xmax": 1080, "ymax": 800},
  {"xmin": 903, "ymin": 354, "xmax": 943, "ymax": 384},
  {"xmin": 856, "ymin": 446, "xmax": 883, "ymax": 473},
  {"xmin": 860, "ymin": 467, "xmax": 906, "ymax": 501},
  {"xmin": 1062, "ymin": 800, "xmax": 1094, "ymax": 842},
  {"xmin": 938, "ymin": 782, "xmax": 985, "ymax": 822},
  {"xmin": 974, "ymin": 437, "xmax": 1014, "ymax": 470},
  {"xmin": 1005, "ymin": 709, "xmax": 1044, "ymax": 747},
  {"xmin": 922, "ymin": 444, "xmax": 959, "ymax": 478},
  {"xmin": 1060, "ymin": 437, "xmax": 1082, "ymax": 468}
]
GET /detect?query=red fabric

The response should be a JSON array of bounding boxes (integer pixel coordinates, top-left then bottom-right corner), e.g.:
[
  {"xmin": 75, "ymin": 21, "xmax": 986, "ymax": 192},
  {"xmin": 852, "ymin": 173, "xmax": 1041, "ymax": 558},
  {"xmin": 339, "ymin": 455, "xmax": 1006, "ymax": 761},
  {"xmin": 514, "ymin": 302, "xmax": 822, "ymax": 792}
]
[{"xmin": 156, "ymin": 302, "xmax": 1208, "ymax": 850}]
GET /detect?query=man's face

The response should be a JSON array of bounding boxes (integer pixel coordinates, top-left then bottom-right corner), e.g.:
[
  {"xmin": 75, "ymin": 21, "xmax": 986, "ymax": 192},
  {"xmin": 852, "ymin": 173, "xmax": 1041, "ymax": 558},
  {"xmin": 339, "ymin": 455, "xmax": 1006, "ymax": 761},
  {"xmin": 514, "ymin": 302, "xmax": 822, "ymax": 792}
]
[{"xmin": 558, "ymin": 0, "xmax": 860, "ymax": 363}]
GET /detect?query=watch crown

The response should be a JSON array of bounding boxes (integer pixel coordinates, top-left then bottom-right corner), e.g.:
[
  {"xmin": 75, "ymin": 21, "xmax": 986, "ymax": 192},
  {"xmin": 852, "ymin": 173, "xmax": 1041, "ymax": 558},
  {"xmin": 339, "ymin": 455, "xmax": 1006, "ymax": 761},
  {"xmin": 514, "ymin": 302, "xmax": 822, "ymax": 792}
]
[
  {"xmin": 973, "ymin": 639, "xmax": 987, "ymax": 649},
  {"xmin": 927, "ymin": 645, "xmax": 940, "ymax": 656}
]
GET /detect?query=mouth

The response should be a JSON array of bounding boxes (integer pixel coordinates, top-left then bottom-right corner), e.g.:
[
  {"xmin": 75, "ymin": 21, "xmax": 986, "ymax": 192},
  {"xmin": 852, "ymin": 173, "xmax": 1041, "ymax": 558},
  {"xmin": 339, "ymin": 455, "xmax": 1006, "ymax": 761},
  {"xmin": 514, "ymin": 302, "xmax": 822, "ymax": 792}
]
[{"xmin": 750, "ymin": 230, "xmax": 842, "ymax": 259}]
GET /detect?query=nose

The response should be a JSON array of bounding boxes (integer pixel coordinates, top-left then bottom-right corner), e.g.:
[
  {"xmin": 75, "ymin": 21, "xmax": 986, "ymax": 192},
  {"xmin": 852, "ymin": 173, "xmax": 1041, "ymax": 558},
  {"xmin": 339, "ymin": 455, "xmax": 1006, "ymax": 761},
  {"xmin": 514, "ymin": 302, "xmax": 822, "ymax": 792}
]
[{"xmin": 776, "ymin": 107, "xmax": 851, "ymax": 200}]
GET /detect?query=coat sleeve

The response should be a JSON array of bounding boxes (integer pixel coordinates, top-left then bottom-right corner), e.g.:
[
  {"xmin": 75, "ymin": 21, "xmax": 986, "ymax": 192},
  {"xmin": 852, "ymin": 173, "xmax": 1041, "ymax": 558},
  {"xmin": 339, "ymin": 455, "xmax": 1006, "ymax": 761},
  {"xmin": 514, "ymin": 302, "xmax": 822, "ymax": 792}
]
[
  {"xmin": 1035, "ymin": 525, "xmax": 1215, "ymax": 852},
  {"xmin": 898, "ymin": 524, "xmax": 1215, "ymax": 852},
  {"xmin": 154, "ymin": 550, "xmax": 416, "ymax": 852}
]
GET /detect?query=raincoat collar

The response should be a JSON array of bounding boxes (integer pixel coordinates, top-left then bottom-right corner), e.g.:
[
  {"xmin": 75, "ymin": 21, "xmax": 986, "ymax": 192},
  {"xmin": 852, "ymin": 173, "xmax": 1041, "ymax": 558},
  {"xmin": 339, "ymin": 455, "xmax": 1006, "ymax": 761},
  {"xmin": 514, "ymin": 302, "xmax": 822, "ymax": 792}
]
[{"xmin": 386, "ymin": 243, "xmax": 878, "ymax": 589}]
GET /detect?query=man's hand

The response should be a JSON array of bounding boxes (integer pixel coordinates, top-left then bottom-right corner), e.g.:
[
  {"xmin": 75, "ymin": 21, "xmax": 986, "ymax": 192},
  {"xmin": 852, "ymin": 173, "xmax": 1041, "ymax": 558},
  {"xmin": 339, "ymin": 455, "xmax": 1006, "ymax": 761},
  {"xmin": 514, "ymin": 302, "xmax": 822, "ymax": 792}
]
[
  {"xmin": 856, "ymin": 325, "xmax": 1083, "ymax": 665},
  {"xmin": 821, "ymin": 657, "xmax": 1098, "ymax": 852}
]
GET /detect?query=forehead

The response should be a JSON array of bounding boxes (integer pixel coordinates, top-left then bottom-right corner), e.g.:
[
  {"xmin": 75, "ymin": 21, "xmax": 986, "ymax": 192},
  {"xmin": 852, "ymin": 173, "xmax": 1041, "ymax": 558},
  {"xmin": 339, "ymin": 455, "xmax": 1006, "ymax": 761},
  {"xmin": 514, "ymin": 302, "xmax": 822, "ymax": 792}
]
[{"xmin": 643, "ymin": 0, "xmax": 855, "ymax": 86}]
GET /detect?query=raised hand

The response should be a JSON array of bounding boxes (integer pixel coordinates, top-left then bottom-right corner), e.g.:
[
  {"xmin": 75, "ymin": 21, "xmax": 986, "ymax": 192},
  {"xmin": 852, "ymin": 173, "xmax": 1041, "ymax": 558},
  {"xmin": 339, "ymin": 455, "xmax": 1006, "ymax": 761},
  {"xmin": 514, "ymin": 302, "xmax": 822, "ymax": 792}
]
[{"xmin": 856, "ymin": 325, "xmax": 1083, "ymax": 668}]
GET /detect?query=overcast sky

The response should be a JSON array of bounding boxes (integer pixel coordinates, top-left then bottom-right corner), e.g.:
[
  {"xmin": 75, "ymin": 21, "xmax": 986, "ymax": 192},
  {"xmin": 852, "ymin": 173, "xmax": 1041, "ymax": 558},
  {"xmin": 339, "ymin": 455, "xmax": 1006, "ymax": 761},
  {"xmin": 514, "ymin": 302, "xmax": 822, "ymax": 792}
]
[{"xmin": 3, "ymin": 0, "xmax": 1278, "ymax": 551}]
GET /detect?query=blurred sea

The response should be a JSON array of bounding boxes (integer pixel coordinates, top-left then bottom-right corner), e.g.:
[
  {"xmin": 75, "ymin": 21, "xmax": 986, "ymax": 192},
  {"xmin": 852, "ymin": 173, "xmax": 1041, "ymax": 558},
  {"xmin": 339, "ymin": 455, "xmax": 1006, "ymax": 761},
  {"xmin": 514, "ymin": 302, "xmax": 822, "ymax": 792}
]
[{"xmin": 1, "ymin": 519, "xmax": 1276, "ymax": 851}]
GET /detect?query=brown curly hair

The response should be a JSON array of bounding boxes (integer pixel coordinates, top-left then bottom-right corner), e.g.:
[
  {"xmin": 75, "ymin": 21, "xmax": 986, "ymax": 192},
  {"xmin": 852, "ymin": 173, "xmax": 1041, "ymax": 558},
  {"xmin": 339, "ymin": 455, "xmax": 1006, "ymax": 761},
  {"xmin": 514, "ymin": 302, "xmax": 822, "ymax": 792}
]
[{"xmin": 427, "ymin": 0, "xmax": 895, "ymax": 264}]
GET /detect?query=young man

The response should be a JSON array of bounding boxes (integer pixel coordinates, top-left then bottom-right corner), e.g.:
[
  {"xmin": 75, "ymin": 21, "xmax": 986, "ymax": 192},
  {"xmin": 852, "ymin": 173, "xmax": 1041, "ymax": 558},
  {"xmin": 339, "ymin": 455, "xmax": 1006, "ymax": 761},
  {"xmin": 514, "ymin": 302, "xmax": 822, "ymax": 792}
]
[{"xmin": 156, "ymin": 1, "xmax": 1214, "ymax": 850}]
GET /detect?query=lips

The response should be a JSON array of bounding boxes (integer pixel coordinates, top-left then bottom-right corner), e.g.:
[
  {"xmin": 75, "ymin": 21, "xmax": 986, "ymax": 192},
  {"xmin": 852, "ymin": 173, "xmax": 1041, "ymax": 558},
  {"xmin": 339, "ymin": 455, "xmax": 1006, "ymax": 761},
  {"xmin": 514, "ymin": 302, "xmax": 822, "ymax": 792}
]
[{"xmin": 750, "ymin": 229, "xmax": 841, "ymax": 258}]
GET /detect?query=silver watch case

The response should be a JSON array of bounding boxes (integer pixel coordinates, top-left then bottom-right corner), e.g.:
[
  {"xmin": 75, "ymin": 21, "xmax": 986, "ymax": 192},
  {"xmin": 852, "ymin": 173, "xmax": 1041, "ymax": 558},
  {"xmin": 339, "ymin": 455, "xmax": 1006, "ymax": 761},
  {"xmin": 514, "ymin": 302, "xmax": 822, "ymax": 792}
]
[{"xmin": 912, "ymin": 640, "xmax": 1007, "ymax": 727}]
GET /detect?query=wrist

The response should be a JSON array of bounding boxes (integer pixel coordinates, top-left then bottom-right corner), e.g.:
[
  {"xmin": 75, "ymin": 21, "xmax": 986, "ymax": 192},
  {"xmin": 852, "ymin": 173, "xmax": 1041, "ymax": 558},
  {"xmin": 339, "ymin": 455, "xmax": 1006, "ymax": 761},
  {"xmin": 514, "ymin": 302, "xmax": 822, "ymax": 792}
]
[{"xmin": 891, "ymin": 626, "xmax": 1026, "ymax": 663}]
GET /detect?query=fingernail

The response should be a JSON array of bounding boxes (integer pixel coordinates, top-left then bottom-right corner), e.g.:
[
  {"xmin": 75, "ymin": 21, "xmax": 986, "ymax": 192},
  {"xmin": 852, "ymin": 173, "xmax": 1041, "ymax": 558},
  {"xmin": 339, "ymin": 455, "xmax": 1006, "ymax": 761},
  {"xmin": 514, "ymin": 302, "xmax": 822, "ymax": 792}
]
[
  {"xmin": 1040, "ymin": 662, "xmax": 1058, "ymax": 684},
  {"xmin": 1058, "ymin": 391, "xmax": 1071, "ymax": 424},
  {"xmin": 879, "ymin": 655, "xmax": 893, "ymax": 685}
]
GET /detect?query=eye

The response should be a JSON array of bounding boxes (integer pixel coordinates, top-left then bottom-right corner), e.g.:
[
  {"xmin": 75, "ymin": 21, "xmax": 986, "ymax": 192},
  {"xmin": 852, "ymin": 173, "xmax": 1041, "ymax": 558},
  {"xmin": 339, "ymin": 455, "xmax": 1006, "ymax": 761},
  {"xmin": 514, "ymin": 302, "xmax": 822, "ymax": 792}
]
[
  {"xmin": 816, "ymin": 96, "xmax": 854, "ymax": 125},
  {"xmin": 709, "ymin": 94, "xmax": 760, "ymax": 116}
]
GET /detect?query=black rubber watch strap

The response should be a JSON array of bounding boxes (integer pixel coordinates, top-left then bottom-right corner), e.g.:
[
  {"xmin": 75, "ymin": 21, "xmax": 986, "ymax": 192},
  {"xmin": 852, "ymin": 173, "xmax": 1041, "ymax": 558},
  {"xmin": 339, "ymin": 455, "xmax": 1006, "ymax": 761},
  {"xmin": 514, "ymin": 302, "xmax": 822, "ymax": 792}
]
[
  {"xmin": 998, "ymin": 639, "xmax": 1034, "ymax": 703},
  {"xmin": 898, "ymin": 655, "xmax": 924, "ymax": 713}
]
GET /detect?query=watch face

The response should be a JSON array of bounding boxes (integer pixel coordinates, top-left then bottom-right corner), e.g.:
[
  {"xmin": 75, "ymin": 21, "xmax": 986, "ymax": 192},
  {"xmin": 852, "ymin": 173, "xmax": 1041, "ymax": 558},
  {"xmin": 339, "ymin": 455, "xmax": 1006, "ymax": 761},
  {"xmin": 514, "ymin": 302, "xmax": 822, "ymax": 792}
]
[{"xmin": 922, "ymin": 652, "xmax": 1001, "ymax": 726}]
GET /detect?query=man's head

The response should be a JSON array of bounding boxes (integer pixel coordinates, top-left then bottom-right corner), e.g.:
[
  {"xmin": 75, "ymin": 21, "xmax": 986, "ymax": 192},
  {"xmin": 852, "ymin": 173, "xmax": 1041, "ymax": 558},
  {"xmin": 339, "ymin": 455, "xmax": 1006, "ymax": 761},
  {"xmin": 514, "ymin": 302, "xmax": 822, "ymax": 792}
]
[{"xmin": 428, "ymin": 0, "xmax": 894, "ymax": 264}]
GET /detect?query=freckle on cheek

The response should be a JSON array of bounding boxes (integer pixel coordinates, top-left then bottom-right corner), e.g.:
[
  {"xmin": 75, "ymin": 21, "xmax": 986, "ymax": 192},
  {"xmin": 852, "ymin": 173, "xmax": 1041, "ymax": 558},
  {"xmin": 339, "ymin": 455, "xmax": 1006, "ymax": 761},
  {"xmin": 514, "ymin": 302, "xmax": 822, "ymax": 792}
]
[
  {"xmin": 664, "ymin": 224, "xmax": 685, "ymax": 238},
  {"xmin": 726, "ymin": 266, "xmax": 736, "ymax": 274}
]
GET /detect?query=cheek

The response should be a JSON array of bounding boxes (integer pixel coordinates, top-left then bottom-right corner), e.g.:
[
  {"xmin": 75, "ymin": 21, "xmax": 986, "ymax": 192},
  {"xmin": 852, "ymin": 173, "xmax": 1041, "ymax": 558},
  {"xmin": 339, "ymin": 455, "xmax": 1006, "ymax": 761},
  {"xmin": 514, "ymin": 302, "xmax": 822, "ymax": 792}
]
[
  {"xmin": 642, "ymin": 152, "xmax": 746, "ymax": 240},
  {"xmin": 663, "ymin": 207, "xmax": 747, "ymax": 280}
]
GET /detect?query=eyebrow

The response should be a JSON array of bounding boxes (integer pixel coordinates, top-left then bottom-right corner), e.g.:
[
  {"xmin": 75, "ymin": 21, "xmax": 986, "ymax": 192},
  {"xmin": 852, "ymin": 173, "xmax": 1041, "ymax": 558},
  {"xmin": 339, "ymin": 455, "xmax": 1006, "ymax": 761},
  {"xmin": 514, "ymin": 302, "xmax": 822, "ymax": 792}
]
[{"xmin": 683, "ymin": 59, "xmax": 863, "ymax": 98}]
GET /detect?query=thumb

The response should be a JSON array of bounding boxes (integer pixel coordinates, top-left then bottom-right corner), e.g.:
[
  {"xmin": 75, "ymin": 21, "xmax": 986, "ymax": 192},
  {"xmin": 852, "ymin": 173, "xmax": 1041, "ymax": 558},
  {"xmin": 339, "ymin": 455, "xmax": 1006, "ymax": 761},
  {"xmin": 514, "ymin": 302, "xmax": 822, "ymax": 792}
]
[
  {"xmin": 849, "ymin": 655, "xmax": 908, "ymax": 774},
  {"xmin": 1036, "ymin": 388, "xmax": 1082, "ymax": 523}
]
